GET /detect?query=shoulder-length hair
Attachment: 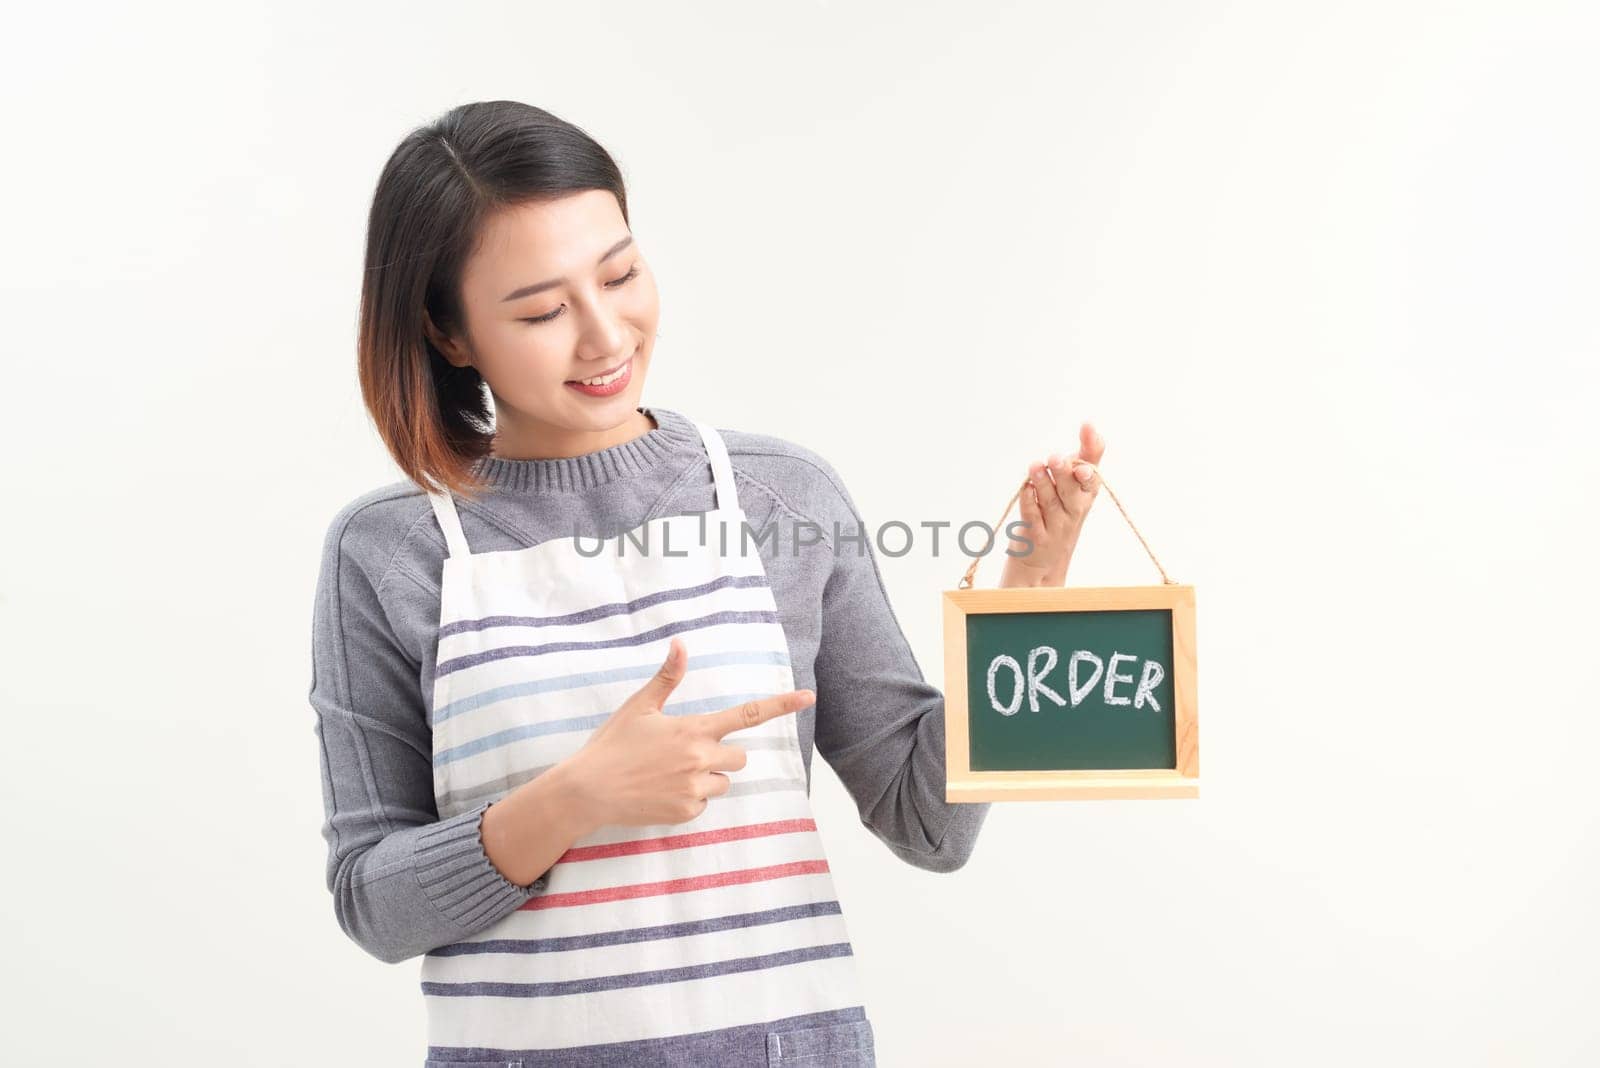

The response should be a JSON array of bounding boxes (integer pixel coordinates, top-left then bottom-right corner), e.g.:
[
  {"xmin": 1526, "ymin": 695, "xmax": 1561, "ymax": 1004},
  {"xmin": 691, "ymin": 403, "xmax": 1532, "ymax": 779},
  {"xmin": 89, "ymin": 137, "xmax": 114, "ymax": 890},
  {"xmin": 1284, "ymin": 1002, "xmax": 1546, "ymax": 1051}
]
[{"xmin": 358, "ymin": 100, "xmax": 630, "ymax": 501}]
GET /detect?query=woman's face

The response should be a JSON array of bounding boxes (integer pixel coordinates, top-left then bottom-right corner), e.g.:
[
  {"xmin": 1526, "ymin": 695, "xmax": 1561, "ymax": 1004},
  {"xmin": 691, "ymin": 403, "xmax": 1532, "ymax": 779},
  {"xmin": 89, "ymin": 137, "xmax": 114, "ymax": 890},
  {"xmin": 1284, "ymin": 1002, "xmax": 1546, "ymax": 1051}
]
[{"xmin": 429, "ymin": 189, "xmax": 661, "ymax": 456}]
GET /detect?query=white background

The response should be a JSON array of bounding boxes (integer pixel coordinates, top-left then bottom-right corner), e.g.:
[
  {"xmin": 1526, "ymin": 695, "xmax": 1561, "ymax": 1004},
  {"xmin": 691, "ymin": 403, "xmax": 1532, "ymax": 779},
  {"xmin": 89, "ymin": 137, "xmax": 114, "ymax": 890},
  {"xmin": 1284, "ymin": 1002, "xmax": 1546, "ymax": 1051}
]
[{"xmin": 3, "ymin": 2, "xmax": 1596, "ymax": 1064}]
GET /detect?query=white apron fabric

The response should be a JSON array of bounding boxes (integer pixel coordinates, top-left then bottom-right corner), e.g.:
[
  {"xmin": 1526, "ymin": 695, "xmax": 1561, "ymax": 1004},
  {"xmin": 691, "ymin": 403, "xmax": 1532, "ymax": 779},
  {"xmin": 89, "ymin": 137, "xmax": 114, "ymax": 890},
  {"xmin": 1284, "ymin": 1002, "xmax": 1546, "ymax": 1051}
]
[{"xmin": 417, "ymin": 418, "xmax": 874, "ymax": 1067}]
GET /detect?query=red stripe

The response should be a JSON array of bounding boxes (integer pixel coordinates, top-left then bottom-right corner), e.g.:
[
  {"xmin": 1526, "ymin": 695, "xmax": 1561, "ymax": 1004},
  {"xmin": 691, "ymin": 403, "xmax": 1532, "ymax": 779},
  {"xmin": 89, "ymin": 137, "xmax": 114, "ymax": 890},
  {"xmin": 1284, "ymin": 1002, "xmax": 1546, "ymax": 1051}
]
[
  {"xmin": 519, "ymin": 859, "xmax": 831, "ymax": 911},
  {"xmin": 556, "ymin": 818, "xmax": 817, "ymax": 864}
]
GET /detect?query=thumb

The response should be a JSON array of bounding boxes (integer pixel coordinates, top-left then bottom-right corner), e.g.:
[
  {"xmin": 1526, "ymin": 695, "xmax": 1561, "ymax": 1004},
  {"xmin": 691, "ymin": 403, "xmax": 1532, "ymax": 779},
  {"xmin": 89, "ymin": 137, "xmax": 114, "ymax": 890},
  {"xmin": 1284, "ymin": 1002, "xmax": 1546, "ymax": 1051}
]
[{"xmin": 624, "ymin": 636, "xmax": 687, "ymax": 715}]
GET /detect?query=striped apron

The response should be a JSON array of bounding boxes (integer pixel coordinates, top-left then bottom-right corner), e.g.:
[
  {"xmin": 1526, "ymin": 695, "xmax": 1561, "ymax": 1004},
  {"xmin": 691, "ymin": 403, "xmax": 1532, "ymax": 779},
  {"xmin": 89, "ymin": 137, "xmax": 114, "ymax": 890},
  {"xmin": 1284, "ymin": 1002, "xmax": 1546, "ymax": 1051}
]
[{"xmin": 418, "ymin": 418, "xmax": 876, "ymax": 1067}]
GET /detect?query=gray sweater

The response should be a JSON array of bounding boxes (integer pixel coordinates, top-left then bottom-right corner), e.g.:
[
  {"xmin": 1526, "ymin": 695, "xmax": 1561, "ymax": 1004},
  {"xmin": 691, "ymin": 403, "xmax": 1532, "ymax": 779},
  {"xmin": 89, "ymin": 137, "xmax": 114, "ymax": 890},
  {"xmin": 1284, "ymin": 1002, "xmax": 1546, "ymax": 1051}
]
[{"xmin": 309, "ymin": 404, "xmax": 990, "ymax": 964}]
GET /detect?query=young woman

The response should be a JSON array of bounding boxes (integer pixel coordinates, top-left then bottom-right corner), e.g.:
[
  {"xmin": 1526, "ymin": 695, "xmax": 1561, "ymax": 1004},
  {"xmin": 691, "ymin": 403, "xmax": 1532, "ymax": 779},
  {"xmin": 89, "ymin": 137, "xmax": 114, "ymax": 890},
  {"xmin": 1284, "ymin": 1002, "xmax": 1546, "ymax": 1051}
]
[{"xmin": 310, "ymin": 100, "xmax": 1106, "ymax": 1068}]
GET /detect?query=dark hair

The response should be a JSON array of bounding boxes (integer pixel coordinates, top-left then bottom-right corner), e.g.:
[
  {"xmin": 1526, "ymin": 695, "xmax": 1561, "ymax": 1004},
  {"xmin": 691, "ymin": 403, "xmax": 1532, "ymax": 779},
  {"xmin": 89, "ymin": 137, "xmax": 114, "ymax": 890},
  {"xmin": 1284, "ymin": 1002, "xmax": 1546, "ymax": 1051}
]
[{"xmin": 357, "ymin": 100, "xmax": 630, "ymax": 500}]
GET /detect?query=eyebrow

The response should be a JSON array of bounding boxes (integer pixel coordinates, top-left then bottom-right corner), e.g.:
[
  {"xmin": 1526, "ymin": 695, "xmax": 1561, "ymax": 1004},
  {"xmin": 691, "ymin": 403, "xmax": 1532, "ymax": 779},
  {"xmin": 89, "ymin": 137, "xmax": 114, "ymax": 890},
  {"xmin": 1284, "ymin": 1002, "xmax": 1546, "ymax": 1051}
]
[{"xmin": 500, "ymin": 235, "xmax": 636, "ymax": 302}]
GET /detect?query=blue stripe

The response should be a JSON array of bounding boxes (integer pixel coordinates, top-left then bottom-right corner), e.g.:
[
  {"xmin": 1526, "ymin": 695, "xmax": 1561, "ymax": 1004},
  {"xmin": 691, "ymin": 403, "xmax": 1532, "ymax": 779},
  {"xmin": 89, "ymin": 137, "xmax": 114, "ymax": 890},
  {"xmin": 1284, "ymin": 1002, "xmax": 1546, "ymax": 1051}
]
[
  {"xmin": 422, "ymin": 942, "xmax": 854, "ymax": 999},
  {"xmin": 435, "ymin": 690, "xmax": 803, "ymax": 766},
  {"xmin": 427, "ymin": 901, "xmax": 843, "ymax": 957},
  {"xmin": 439, "ymin": 574, "xmax": 771, "ymax": 638},
  {"xmin": 436, "ymin": 609, "xmax": 781, "ymax": 678},
  {"xmin": 432, "ymin": 649, "xmax": 792, "ymax": 726}
]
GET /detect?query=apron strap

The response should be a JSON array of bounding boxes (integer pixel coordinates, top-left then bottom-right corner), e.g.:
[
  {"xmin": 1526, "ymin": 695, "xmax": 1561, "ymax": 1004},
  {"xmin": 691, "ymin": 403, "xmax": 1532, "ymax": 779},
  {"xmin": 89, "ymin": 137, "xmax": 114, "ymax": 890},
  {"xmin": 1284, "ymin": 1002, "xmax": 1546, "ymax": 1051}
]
[
  {"xmin": 692, "ymin": 419, "xmax": 740, "ymax": 513},
  {"xmin": 426, "ymin": 490, "xmax": 472, "ymax": 559}
]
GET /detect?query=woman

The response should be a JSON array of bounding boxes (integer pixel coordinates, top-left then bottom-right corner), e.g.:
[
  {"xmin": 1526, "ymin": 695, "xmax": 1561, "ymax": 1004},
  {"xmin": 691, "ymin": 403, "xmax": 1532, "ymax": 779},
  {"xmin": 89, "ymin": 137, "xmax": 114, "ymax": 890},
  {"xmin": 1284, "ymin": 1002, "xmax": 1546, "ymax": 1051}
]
[{"xmin": 310, "ymin": 100, "xmax": 1105, "ymax": 1067}]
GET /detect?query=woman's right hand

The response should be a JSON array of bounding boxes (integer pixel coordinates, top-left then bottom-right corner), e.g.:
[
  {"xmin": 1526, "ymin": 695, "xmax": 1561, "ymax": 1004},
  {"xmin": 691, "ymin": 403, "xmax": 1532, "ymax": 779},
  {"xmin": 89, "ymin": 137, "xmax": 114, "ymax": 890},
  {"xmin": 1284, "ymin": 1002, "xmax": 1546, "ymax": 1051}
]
[{"xmin": 561, "ymin": 637, "xmax": 814, "ymax": 831}]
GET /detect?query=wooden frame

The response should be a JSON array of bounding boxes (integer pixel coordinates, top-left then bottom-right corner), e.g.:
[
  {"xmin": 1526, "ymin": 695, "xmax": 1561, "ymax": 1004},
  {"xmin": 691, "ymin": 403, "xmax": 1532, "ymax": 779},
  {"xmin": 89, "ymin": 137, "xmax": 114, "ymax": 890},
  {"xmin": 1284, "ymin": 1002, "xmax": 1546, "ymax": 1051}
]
[{"xmin": 942, "ymin": 584, "xmax": 1198, "ymax": 801}]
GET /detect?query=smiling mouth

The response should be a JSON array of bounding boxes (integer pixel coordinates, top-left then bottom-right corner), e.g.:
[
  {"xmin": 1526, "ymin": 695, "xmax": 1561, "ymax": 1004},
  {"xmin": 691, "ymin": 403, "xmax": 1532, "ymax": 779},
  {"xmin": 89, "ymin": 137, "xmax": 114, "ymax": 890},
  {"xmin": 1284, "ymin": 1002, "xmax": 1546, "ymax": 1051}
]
[{"xmin": 567, "ymin": 349, "xmax": 637, "ymax": 386}]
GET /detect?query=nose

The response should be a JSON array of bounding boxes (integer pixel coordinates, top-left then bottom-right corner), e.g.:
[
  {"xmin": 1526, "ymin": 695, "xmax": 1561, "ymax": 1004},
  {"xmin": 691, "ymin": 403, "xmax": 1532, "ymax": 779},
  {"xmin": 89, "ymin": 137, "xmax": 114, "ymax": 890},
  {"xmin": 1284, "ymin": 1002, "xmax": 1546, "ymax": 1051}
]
[{"xmin": 572, "ymin": 303, "xmax": 632, "ymax": 366}]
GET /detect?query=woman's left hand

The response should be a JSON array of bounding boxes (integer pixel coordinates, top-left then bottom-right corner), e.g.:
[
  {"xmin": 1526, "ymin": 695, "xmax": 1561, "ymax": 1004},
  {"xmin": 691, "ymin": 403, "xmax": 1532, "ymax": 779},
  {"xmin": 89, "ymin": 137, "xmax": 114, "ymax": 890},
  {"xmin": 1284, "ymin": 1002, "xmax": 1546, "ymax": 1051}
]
[{"xmin": 997, "ymin": 422, "xmax": 1106, "ymax": 588}]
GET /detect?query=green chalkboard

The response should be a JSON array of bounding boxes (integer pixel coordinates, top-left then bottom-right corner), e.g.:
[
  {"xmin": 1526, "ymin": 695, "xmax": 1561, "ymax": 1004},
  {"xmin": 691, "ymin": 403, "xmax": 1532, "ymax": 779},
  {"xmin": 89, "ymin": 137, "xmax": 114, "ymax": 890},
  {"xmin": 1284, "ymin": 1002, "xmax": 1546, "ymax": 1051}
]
[
  {"xmin": 942, "ymin": 584, "xmax": 1198, "ymax": 801},
  {"xmin": 965, "ymin": 608, "xmax": 1177, "ymax": 771}
]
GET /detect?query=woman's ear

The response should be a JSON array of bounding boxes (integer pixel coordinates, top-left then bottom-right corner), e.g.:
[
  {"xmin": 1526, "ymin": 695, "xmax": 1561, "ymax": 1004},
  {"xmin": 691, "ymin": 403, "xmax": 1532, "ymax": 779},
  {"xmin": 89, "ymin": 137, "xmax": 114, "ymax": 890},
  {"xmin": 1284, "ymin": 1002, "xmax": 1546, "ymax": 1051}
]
[{"xmin": 422, "ymin": 309, "xmax": 472, "ymax": 369}]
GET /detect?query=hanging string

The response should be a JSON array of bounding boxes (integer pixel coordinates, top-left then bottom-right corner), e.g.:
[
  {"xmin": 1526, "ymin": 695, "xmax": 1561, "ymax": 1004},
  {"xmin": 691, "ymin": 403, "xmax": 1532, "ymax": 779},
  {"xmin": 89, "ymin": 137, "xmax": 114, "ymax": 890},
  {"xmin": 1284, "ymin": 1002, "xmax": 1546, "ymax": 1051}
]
[{"xmin": 957, "ymin": 462, "xmax": 1177, "ymax": 589}]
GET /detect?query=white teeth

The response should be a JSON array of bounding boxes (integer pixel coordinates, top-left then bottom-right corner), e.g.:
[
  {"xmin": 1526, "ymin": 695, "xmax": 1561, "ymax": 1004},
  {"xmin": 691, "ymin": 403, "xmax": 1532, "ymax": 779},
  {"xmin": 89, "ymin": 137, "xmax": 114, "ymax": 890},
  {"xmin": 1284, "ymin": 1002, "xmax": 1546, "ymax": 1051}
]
[{"xmin": 576, "ymin": 361, "xmax": 627, "ymax": 386}]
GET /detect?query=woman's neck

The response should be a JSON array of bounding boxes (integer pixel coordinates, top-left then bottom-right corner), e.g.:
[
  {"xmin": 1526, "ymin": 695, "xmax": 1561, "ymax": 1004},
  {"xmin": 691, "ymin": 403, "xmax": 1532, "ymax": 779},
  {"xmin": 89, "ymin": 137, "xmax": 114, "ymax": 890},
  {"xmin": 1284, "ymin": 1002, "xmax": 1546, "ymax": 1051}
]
[{"xmin": 489, "ymin": 406, "xmax": 658, "ymax": 461}]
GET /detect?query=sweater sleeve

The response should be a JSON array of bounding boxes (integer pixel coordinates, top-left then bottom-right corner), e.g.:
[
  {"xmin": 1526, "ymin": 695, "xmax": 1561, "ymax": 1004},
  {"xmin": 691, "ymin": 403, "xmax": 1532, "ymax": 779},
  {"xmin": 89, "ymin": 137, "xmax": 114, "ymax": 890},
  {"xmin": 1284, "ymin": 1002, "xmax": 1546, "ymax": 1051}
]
[
  {"xmin": 807, "ymin": 463, "xmax": 992, "ymax": 873},
  {"xmin": 309, "ymin": 503, "xmax": 541, "ymax": 965}
]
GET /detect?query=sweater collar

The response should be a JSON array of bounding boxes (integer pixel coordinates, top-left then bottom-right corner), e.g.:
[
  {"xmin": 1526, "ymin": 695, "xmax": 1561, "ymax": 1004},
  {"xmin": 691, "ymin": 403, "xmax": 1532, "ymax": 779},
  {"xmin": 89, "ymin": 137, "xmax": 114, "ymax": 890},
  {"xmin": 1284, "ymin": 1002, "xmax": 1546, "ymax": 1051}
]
[{"xmin": 470, "ymin": 405, "xmax": 702, "ymax": 493}]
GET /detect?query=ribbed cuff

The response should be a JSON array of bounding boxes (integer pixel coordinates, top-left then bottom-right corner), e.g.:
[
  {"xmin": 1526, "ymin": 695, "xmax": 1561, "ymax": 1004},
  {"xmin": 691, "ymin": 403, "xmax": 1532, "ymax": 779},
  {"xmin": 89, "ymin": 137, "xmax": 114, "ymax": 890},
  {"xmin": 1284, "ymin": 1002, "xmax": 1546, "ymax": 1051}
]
[{"xmin": 413, "ymin": 800, "xmax": 544, "ymax": 930}]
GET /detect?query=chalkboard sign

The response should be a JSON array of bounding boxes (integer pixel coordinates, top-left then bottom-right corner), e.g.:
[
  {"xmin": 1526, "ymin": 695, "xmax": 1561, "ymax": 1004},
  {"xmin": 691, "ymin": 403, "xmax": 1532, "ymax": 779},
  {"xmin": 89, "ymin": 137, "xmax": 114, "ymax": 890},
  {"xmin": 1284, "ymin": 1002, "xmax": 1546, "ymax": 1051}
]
[{"xmin": 942, "ymin": 585, "xmax": 1198, "ymax": 801}]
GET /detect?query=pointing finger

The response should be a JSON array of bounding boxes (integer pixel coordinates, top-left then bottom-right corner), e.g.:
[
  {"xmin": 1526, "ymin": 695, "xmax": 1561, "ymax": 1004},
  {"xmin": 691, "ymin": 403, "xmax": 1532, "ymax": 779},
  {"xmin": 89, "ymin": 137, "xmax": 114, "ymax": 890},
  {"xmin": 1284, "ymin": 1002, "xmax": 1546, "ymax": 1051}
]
[{"xmin": 698, "ymin": 689, "xmax": 814, "ymax": 741}]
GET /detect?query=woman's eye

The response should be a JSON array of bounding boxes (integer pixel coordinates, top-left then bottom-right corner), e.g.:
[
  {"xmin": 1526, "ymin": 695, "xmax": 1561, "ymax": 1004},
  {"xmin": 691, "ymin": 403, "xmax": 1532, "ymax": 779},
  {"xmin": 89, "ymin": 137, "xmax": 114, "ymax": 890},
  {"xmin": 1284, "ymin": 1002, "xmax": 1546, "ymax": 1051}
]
[
  {"xmin": 606, "ymin": 264, "xmax": 641, "ymax": 288},
  {"xmin": 520, "ymin": 265, "xmax": 640, "ymax": 324}
]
